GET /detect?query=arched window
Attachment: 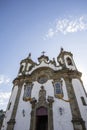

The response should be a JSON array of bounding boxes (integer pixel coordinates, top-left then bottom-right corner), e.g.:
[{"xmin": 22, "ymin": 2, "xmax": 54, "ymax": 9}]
[
  {"xmin": 19, "ymin": 65, "xmax": 24, "ymax": 73},
  {"xmin": 66, "ymin": 57, "xmax": 73, "ymax": 65}
]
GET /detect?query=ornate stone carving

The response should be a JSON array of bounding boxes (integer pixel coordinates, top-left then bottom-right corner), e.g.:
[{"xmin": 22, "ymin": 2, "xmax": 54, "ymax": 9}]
[
  {"xmin": 30, "ymin": 97, "xmax": 37, "ymax": 108},
  {"xmin": 47, "ymin": 96, "xmax": 54, "ymax": 107},
  {"xmin": 39, "ymin": 86, "xmax": 46, "ymax": 102},
  {"xmin": 38, "ymin": 75, "xmax": 48, "ymax": 84}
]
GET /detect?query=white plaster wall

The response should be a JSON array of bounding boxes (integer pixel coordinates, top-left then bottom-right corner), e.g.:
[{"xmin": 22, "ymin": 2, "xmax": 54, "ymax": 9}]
[
  {"xmin": 32, "ymin": 79, "xmax": 74, "ymax": 130},
  {"xmin": 1, "ymin": 86, "xmax": 18, "ymax": 130},
  {"xmin": 14, "ymin": 84, "xmax": 31, "ymax": 130},
  {"xmin": 61, "ymin": 78, "xmax": 70, "ymax": 102},
  {"xmin": 31, "ymin": 80, "xmax": 54, "ymax": 101},
  {"xmin": 53, "ymin": 78, "xmax": 74, "ymax": 130},
  {"xmin": 72, "ymin": 79, "xmax": 87, "ymax": 129},
  {"xmin": 32, "ymin": 81, "xmax": 41, "ymax": 100},
  {"xmin": 32, "ymin": 79, "xmax": 73, "ymax": 130},
  {"xmin": 44, "ymin": 80, "xmax": 54, "ymax": 98}
]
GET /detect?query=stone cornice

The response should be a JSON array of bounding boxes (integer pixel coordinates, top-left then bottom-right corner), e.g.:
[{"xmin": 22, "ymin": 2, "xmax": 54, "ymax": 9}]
[{"xmin": 13, "ymin": 69, "xmax": 82, "ymax": 87}]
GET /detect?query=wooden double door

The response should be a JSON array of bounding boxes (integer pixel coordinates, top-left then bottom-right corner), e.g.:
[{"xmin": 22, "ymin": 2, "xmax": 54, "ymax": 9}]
[{"xmin": 36, "ymin": 107, "xmax": 48, "ymax": 130}]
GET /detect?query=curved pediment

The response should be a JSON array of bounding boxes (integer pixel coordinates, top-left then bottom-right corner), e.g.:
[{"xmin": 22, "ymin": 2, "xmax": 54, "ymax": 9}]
[
  {"xmin": 28, "ymin": 60, "xmax": 62, "ymax": 75},
  {"xmin": 30, "ymin": 67, "xmax": 54, "ymax": 83}
]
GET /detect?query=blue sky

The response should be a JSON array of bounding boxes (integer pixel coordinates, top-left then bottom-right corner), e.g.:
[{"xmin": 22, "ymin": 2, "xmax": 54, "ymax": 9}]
[{"xmin": 0, "ymin": 0, "xmax": 87, "ymax": 110}]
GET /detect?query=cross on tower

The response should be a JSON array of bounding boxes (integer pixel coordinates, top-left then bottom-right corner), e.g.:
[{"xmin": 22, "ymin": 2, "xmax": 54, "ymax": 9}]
[
  {"xmin": 60, "ymin": 47, "xmax": 64, "ymax": 52},
  {"xmin": 41, "ymin": 51, "xmax": 46, "ymax": 55},
  {"xmin": 28, "ymin": 53, "xmax": 31, "ymax": 59}
]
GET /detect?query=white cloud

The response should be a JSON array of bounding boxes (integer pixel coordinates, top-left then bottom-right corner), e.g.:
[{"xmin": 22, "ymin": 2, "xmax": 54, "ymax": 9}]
[
  {"xmin": 0, "ymin": 92, "xmax": 11, "ymax": 99},
  {"xmin": 0, "ymin": 76, "xmax": 4, "ymax": 84},
  {"xmin": 45, "ymin": 16, "xmax": 87, "ymax": 38},
  {"xmin": 0, "ymin": 92, "xmax": 11, "ymax": 110},
  {"xmin": 46, "ymin": 28, "xmax": 55, "ymax": 38},
  {"xmin": 0, "ymin": 75, "xmax": 10, "ymax": 85}
]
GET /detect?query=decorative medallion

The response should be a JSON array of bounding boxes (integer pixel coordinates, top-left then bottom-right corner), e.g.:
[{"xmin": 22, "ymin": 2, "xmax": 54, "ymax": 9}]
[{"xmin": 38, "ymin": 75, "xmax": 48, "ymax": 84}]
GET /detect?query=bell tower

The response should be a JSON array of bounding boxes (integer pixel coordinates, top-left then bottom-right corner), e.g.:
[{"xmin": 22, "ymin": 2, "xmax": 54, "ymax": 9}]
[
  {"xmin": 57, "ymin": 48, "xmax": 77, "ymax": 70},
  {"xmin": 18, "ymin": 53, "xmax": 35, "ymax": 75},
  {"xmin": 57, "ymin": 48, "xmax": 86, "ymax": 130}
]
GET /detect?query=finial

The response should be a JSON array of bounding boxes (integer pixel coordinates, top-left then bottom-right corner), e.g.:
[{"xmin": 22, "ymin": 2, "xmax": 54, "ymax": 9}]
[
  {"xmin": 41, "ymin": 51, "xmax": 45, "ymax": 55},
  {"xmin": 52, "ymin": 58, "xmax": 56, "ymax": 66},
  {"xmin": 28, "ymin": 53, "xmax": 31, "ymax": 59},
  {"xmin": 60, "ymin": 47, "xmax": 64, "ymax": 52}
]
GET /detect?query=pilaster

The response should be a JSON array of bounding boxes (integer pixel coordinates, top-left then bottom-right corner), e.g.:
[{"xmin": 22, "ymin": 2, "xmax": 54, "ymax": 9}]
[
  {"xmin": 6, "ymin": 79, "xmax": 23, "ymax": 130},
  {"xmin": 64, "ymin": 77, "xmax": 86, "ymax": 130}
]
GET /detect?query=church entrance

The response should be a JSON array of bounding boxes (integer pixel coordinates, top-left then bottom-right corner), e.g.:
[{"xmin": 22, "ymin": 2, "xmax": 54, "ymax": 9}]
[{"xmin": 36, "ymin": 107, "xmax": 48, "ymax": 130}]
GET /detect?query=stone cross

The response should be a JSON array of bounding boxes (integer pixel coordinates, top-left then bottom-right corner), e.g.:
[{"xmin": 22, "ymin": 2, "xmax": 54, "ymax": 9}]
[
  {"xmin": 41, "ymin": 51, "xmax": 45, "ymax": 55},
  {"xmin": 28, "ymin": 53, "xmax": 31, "ymax": 59}
]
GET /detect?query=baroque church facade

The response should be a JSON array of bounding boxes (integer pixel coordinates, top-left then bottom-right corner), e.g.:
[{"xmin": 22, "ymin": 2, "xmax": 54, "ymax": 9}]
[{"xmin": 1, "ymin": 48, "xmax": 87, "ymax": 130}]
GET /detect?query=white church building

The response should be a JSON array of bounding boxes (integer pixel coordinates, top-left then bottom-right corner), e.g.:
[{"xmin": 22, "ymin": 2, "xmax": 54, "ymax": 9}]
[{"xmin": 1, "ymin": 48, "xmax": 87, "ymax": 130}]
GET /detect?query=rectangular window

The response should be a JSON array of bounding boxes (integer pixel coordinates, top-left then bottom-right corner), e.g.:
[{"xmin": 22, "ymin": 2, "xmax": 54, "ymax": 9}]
[
  {"xmin": 8, "ymin": 102, "xmax": 11, "ymax": 110},
  {"xmin": 54, "ymin": 82, "xmax": 63, "ymax": 98},
  {"xmin": 23, "ymin": 83, "xmax": 32, "ymax": 101},
  {"xmin": 81, "ymin": 96, "xmax": 86, "ymax": 106}
]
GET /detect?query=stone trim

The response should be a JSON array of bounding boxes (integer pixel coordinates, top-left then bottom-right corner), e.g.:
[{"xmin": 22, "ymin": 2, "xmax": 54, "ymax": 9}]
[
  {"xmin": 23, "ymin": 82, "xmax": 33, "ymax": 101},
  {"xmin": 13, "ymin": 69, "xmax": 82, "ymax": 88},
  {"xmin": 52, "ymin": 80, "xmax": 64, "ymax": 99},
  {"xmin": 6, "ymin": 79, "xmax": 24, "ymax": 130},
  {"xmin": 72, "ymin": 118, "xmax": 86, "ymax": 130},
  {"xmin": 30, "ymin": 87, "xmax": 54, "ymax": 130}
]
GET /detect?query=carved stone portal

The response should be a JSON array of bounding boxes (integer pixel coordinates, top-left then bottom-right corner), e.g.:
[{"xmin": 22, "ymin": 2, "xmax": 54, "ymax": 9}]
[{"xmin": 30, "ymin": 86, "xmax": 54, "ymax": 130}]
